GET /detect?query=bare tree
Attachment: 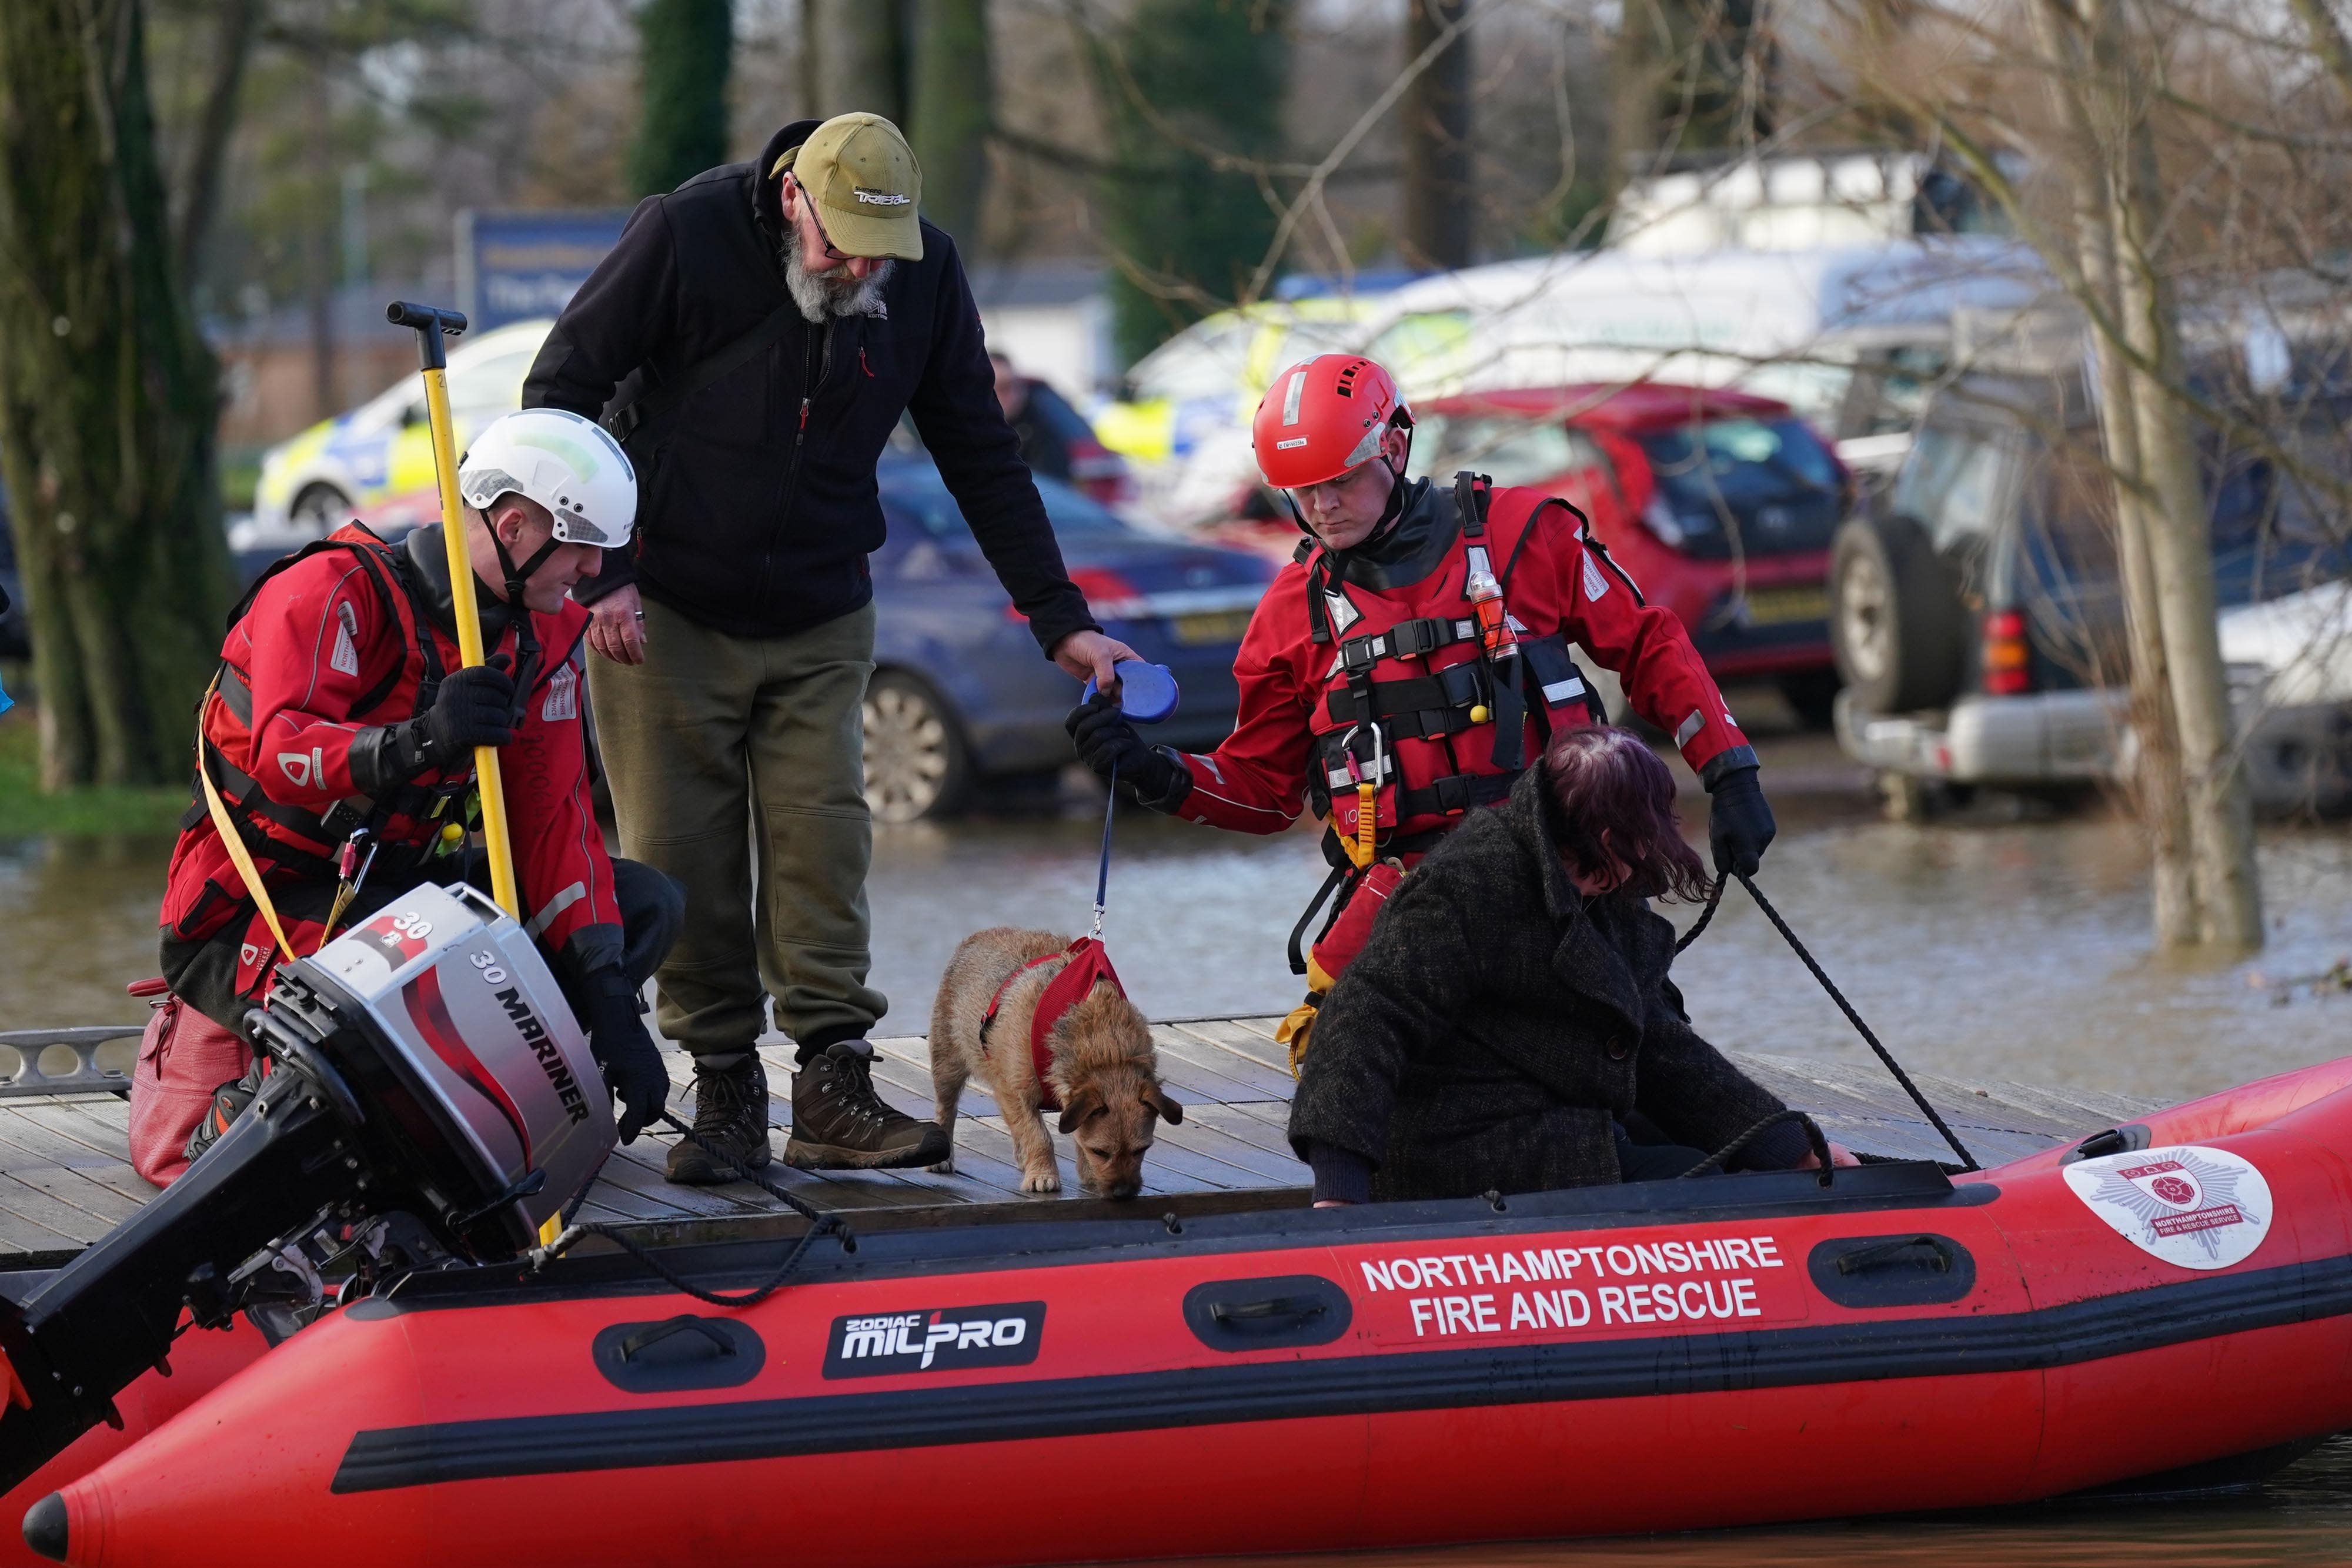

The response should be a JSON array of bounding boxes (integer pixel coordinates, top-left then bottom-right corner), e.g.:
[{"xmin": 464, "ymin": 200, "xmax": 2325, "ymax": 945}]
[
  {"xmin": 1400, "ymin": 0, "xmax": 1473, "ymax": 268},
  {"xmin": 2026, "ymin": 0, "xmax": 2193, "ymax": 943},
  {"xmin": 1825, "ymin": 0, "xmax": 2317, "ymax": 947},
  {"xmin": 169, "ymin": 0, "xmax": 259, "ymax": 280},
  {"xmin": 2073, "ymin": 0, "xmax": 2261, "ymax": 946}
]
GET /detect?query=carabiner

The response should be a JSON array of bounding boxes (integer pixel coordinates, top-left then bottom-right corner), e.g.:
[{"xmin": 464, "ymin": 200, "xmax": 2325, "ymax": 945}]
[{"xmin": 1335, "ymin": 721, "xmax": 1388, "ymax": 870}]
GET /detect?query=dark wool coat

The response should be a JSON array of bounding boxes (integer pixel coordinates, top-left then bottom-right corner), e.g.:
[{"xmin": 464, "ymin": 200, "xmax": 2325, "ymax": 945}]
[{"xmin": 1288, "ymin": 766, "xmax": 1808, "ymax": 1201}]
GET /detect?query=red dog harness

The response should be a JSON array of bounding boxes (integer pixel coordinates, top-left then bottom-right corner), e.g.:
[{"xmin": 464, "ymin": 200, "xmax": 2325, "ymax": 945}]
[{"xmin": 979, "ymin": 938, "xmax": 1127, "ymax": 1113}]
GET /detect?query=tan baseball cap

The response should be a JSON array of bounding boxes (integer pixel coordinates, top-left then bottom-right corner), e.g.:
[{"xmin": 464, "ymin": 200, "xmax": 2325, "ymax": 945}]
[{"xmin": 772, "ymin": 113, "xmax": 923, "ymax": 262}]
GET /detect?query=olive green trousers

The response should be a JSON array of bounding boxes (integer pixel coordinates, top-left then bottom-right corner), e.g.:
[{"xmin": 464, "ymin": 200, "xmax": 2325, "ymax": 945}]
[{"xmin": 587, "ymin": 596, "xmax": 885, "ymax": 1059}]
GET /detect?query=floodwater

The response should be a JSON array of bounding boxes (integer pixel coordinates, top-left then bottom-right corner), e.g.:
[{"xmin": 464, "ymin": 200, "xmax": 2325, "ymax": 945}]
[
  {"xmin": 3, "ymin": 733, "xmax": 2351, "ymax": 1557},
  {"xmin": 12, "ymin": 797, "xmax": 2350, "ymax": 1107},
  {"xmin": 1188, "ymin": 1430, "xmax": 2352, "ymax": 1566}
]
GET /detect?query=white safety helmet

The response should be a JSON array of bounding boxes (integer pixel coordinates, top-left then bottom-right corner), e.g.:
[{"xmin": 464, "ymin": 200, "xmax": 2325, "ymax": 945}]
[{"xmin": 456, "ymin": 407, "xmax": 637, "ymax": 550}]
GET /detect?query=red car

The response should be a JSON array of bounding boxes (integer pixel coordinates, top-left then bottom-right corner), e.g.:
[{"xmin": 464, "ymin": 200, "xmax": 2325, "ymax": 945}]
[{"xmin": 1210, "ymin": 383, "xmax": 1847, "ymax": 723}]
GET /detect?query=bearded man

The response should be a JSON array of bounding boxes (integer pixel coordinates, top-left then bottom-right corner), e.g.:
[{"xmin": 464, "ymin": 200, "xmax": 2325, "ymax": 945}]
[{"xmin": 523, "ymin": 112, "xmax": 1131, "ymax": 1184}]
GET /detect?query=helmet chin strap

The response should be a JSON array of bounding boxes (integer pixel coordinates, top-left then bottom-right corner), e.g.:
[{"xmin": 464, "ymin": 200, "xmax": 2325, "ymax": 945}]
[
  {"xmin": 1361, "ymin": 454, "xmax": 1412, "ymax": 549},
  {"xmin": 488, "ymin": 524, "xmax": 564, "ymax": 610},
  {"xmin": 482, "ymin": 512, "xmax": 556, "ymax": 684}
]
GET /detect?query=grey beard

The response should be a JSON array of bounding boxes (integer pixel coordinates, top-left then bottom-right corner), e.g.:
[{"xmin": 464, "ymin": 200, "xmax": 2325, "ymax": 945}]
[{"xmin": 780, "ymin": 225, "xmax": 893, "ymax": 323}]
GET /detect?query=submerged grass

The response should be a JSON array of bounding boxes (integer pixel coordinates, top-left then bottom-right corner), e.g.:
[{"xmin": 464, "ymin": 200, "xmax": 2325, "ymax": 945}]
[{"xmin": 0, "ymin": 707, "xmax": 188, "ymax": 838}]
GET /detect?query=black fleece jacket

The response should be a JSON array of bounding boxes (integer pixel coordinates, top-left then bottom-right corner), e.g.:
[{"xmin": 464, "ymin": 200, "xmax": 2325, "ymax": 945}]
[{"xmin": 522, "ymin": 119, "xmax": 1098, "ymax": 652}]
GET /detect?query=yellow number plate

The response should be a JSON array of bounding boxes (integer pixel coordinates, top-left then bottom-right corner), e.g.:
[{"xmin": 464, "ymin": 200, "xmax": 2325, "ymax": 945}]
[
  {"xmin": 1741, "ymin": 587, "xmax": 1829, "ymax": 626},
  {"xmin": 1171, "ymin": 609, "xmax": 1255, "ymax": 645}
]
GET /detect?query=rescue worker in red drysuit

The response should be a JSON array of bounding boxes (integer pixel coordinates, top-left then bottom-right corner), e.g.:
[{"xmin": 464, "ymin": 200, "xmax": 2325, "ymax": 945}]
[
  {"xmin": 156, "ymin": 408, "xmax": 681, "ymax": 1155},
  {"xmin": 1066, "ymin": 355, "xmax": 1778, "ymax": 1059}
]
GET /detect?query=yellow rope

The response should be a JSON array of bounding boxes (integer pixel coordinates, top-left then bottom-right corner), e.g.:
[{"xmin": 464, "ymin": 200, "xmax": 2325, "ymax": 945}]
[
  {"xmin": 195, "ymin": 710, "xmax": 296, "ymax": 967},
  {"xmin": 1274, "ymin": 954, "xmax": 1337, "ymax": 1079}
]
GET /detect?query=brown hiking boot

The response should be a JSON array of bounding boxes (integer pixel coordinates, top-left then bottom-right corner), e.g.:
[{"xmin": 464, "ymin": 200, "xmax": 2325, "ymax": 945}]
[
  {"xmin": 786, "ymin": 1041, "xmax": 949, "ymax": 1170},
  {"xmin": 665, "ymin": 1051, "xmax": 774, "ymax": 1185}
]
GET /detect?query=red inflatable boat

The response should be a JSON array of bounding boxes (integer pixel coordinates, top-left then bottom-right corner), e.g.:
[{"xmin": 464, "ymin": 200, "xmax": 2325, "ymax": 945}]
[{"xmin": 16, "ymin": 1054, "xmax": 2352, "ymax": 1568}]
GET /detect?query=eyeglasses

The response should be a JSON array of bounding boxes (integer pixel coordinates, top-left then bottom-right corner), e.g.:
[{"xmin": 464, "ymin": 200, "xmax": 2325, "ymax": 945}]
[{"xmin": 791, "ymin": 176, "xmax": 852, "ymax": 262}]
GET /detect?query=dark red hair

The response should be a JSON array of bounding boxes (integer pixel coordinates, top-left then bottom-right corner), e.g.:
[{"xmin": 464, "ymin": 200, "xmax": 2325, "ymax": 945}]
[{"xmin": 1542, "ymin": 726, "xmax": 1714, "ymax": 904}]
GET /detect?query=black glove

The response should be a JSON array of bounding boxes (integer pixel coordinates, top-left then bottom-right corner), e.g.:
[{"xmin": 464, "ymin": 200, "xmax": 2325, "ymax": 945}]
[
  {"xmin": 1706, "ymin": 764, "xmax": 1776, "ymax": 879},
  {"xmin": 582, "ymin": 967, "xmax": 667, "ymax": 1144},
  {"xmin": 389, "ymin": 657, "xmax": 517, "ymax": 778},
  {"xmin": 1065, "ymin": 693, "xmax": 1190, "ymax": 813}
]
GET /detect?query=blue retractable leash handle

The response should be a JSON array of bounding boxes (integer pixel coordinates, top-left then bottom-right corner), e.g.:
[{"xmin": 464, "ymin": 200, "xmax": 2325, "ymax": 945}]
[
  {"xmin": 1086, "ymin": 661, "xmax": 1180, "ymax": 935},
  {"xmin": 1082, "ymin": 659, "xmax": 1180, "ymax": 723}
]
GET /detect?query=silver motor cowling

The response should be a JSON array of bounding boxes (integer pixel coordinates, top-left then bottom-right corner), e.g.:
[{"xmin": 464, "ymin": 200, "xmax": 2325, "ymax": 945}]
[
  {"xmin": 263, "ymin": 882, "xmax": 617, "ymax": 1248},
  {"xmin": 0, "ymin": 884, "xmax": 618, "ymax": 1492}
]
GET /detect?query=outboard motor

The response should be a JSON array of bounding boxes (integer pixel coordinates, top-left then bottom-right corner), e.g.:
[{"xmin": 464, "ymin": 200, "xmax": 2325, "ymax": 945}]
[{"xmin": 0, "ymin": 883, "xmax": 614, "ymax": 1491}]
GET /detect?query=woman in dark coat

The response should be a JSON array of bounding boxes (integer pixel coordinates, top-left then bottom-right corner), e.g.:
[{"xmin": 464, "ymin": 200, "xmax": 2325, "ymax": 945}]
[{"xmin": 1289, "ymin": 726, "xmax": 1854, "ymax": 1205}]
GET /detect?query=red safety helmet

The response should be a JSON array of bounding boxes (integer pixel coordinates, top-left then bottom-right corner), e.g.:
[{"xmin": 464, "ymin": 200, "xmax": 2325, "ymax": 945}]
[{"xmin": 1251, "ymin": 354, "xmax": 1414, "ymax": 489}]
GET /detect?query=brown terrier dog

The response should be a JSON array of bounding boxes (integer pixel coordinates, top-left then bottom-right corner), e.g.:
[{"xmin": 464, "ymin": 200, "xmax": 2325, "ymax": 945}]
[{"xmin": 929, "ymin": 927, "xmax": 1183, "ymax": 1198}]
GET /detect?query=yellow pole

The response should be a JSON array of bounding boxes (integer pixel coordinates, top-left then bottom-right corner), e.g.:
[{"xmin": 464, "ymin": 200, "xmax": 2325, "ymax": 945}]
[
  {"xmin": 392, "ymin": 305, "xmax": 557, "ymax": 1242},
  {"xmin": 417, "ymin": 363, "xmax": 521, "ymax": 916}
]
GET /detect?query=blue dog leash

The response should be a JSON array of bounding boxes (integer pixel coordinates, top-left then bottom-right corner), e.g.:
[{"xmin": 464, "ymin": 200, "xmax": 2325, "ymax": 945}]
[{"xmin": 1093, "ymin": 763, "xmax": 1117, "ymax": 938}]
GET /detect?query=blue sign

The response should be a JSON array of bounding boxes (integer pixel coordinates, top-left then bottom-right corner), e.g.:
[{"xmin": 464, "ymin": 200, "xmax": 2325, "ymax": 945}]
[{"xmin": 456, "ymin": 209, "xmax": 630, "ymax": 332}]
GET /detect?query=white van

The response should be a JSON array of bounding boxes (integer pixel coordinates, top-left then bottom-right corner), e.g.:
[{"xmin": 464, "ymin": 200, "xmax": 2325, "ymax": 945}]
[{"xmin": 1367, "ymin": 237, "xmax": 2056, "ymax": 473}]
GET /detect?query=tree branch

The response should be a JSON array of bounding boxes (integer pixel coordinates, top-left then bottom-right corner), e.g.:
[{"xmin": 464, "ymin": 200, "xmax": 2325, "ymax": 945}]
[
  {"xmin": 172, "ymin": 0, "xmax": 258, "ymax": 285},
  {"xmin": 2288, "ymin": 0, "xmax": 2352, "ymax": 110}
]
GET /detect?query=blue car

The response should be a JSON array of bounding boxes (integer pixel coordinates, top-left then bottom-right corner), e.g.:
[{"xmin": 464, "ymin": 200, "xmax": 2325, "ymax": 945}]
[
  {"xmin": 212, "ymin": 464, "xmax": 1272, "ymax": 824},
  {"xmin": 866, "ymin": 465, "xmax": 1273, "ymax": 821}
]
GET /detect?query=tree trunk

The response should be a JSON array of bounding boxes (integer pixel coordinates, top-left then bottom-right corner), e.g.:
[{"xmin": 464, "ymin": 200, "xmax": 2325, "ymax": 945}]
[
  {"xmin": 1607, "ymin": 0, "xmax": 1770, "ymax": 183},
  {"xmin": 811, "ymin": 0, "xmax": 907, "ymax": 123},
  {"xmin": 0, "ymin": 0, "xmax": 234, "ymax": 789},
  {"xmin": 1091, "ymin": 0, "xmax": 1292, "ymax": 366},
  {"xmin": 171, "ymin": 0, "xmax": 258, "ymax": 287},
  {"xmin": 910, "ymin": 0, "xmax": 991, "ymax": 250},
  {"xmin": 1607, "ymin": 0, "xmax": 1669, "ymax": 201},
  {"xmin": 2028, "ymin": 0, "xmax": 2194, "ymax": 945},
  {"xmin": 797, "ymin": 0, "xmax": 820, "ymax": 118},
  {"xmin": 1399, "ymin": 0, "xmax": 1472, "ymax": 269},
  {"xmin": 2095, "ymin": 223, "xmax": 2201, "ymax": 946},
  {"xmin": 2289, "ymin": 0, "xmax": 2352, "ymax": 111},
  {"xmin": 2079, "ymin": 0, "xmax": 2262, "ymax": 948},
  {"xmin": 628, "ymin": 0, "xmax": 734, "ymax": 199},
  {"xmin": 304, "ymin": 50, "xmax": 333, "ymax": 417}
]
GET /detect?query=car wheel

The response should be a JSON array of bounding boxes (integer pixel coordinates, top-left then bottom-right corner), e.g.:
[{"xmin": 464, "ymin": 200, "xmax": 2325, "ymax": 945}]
[
  {"xmin": 290, "ymin": 483, "xmax": 351, "ymax": 537},
  {"xmin": 863, "ymin": 671, "xmax": 972, "ymax": 824},
  {"xmin": 1830, "ymin": 514, "xmax": 1966, "ymax": 713}
]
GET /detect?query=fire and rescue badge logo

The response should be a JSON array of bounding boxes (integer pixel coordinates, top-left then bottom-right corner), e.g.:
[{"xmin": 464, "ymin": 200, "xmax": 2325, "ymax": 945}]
[{"xmin": 2062, "ymin": 1144, "xmax": 2272, "ymax": 1271}]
